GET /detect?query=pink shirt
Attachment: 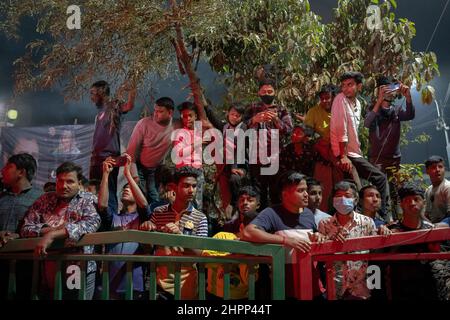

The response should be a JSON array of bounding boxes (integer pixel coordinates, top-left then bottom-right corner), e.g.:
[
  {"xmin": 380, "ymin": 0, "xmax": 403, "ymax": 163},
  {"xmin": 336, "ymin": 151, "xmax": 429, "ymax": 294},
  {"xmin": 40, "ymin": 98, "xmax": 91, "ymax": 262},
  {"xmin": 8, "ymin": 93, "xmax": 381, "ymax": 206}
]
[
  {"xmin": 127, "ymin": 117, "xmax": 174, "ymax": 168},
  {"xmin": 172, "ymin": 128, "xmax": 202, "ymax": 169},
  {"xmin": 330, "ymin": 93, "xmax": 362, "ymax": 158}
]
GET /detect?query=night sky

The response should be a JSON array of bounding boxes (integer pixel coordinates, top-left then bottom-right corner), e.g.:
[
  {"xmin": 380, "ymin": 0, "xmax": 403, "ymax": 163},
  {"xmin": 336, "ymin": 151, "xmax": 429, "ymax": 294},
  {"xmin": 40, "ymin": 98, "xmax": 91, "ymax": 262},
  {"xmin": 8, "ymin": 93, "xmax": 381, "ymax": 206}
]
[{"xmin": 1, "ymin": 0, "xmax": 449, "ymax": 164}]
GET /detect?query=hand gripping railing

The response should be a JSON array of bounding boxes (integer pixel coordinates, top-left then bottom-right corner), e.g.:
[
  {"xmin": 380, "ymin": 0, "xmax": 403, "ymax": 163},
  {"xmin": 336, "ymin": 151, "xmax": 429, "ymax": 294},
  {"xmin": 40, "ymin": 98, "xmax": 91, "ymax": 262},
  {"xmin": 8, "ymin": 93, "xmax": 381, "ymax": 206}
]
[
  {"xmin": 295, "ymin": 227, "xmax": 450, "ymax": 300},
  {"xmin": 0, "ymin": 230, "xmax": 286, "ymax": 300}
]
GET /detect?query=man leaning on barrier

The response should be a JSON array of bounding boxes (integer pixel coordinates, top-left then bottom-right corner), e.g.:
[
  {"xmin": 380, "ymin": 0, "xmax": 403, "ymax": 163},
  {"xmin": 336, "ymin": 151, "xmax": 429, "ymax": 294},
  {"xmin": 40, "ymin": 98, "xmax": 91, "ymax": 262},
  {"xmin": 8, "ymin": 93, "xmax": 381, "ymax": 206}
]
[
  {"xmin": 386, "ymin": 183, "xmax": 442, "ymax": 300},
  {"xmin": 139, "ymin": 166, "xmax": 208, "ymax": 299},
  {"xmin": 20, "ymin": 161, "xmax": 100, "ymax": 300},
  {"xmin": 242, "ymin": 171, "xmax": 326, "ymax": 299},
  {"xmin": 318, "ymin": 181, "xmax": 378, "ymax": 300},
  {"xmin": 0, "ymin": 153, "xmax": 41, "ymax": 299}
]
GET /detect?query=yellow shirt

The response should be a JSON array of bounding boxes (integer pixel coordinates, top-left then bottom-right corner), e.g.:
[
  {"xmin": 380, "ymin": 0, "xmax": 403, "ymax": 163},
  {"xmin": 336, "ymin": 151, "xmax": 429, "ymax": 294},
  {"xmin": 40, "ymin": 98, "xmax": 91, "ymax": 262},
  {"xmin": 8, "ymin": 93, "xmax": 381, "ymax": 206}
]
[
  {"xmin": 304, "ymin": 105, "xmax": 331, "ymax": 142},
  {"xmin": 202, "ymin": 232, "xmax": 258, "ymax": 299}
]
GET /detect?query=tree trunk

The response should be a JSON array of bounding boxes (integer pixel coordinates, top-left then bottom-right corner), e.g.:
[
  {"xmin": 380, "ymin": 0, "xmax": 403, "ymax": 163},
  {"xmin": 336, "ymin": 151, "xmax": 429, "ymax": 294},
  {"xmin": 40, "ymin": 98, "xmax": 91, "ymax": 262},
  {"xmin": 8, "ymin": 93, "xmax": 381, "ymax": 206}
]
[{"xmin": 170, "ymin": 0, "xmax": 207, "ymax": 121}]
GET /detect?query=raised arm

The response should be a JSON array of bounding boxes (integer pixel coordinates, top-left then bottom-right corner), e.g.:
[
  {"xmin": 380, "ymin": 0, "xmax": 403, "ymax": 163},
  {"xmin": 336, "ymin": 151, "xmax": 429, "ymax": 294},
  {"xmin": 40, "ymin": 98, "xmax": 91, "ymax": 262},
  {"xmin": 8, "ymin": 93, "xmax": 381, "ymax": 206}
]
[
  {"xmin": 120, "ymin": 81, "xmax": 137, "ymax": 113},
  {"xmin": 123, "ymin": 153, "xmax": 148, "ymax": 209}
]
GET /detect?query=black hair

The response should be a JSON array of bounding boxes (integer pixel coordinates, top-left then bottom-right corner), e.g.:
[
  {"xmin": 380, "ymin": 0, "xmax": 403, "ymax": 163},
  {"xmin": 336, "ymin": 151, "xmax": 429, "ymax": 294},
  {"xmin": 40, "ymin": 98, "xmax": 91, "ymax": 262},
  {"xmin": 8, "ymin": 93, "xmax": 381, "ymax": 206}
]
[
  {"xmin": 333, "ymin": 181, "xmax": 358, "ymax": 198},
  {"xmin": 177, "ymin": 101, "xmax": 198, "ymax": 114},
  {"xmin": 173, "ymin": 166, "xmax": 200, "ymax": 183},
  {"xmin": 158, "ymin": 166, "xmax": 175, "ymax": 186},
  {"xmin": 317, "ymin": 84, "xmax": 340, "ymax": 97},
  {"xmin": 293, "ymin": 124, "xmax": 315, "ymax": 138},
  {"xmin": 425, "ymin": 155, "xmax": 445, "ymax": 169},
  {"xmin": 88, "ymin": 179, "xmax": 101, "ymax": 191},
  {"xmin": 121, "ymin": 182, "xmax": 145, "ymax": 195},
  {"xmin": 278, "ymin": 171, "xmax": 307, "ymax": 192},
  {"xmin": 398, "ymin": 183, "xmax": 425, "ymax": 200},
  {"xmin": 376, "ymin": 75, "xmax": 397, "ymax": 87},
  {"xmin": 258, "ymin": 78, "xmax": 276, "ymax": 90},
  {"xmin": 7, "ymin": 153, "xmax": 37, "ymax": 182},
  {"xmin": 155, "ymin": 97, "xmax": 175, "ymax": 111},
  {"xmin": 358, "ymin": 185, "xmax": 379, "ymax": 201},
  {"xmin": 43, "ymin": 181, "xmax": 56, "ymax": 192},
  {"xmin": 91, "ymin": 80, "xmax": 110, "ymax": 96},
  {"xmin": 340, "ymin": 71, "xmax": 364, "ymax": 85},
  {"xmin": 238, "ymin": 186, "xmax": 261, "ymax": 202},
  {"xmin": 56, "ymin": 162, "xmax": 84, "ymax": 181},
  {"xmin": 81, "ymin": 175, "xmax": 89, "ymax": 187},
  {"xmin": 306, "ymin": 178, "xmax": 322, "ymax": 190},
  {"xmin": 228, "ymin": 102, "xmax": 246, "ymax": 115}
]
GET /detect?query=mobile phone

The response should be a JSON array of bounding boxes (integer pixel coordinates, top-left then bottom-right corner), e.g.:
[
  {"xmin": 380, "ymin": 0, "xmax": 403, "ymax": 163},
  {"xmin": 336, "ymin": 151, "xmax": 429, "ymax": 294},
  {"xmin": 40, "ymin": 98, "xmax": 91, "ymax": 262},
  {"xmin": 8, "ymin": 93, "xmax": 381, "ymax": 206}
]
[
  {"xmin": 113, "ymin": 155, "xmax": 127, "ymax": 167},
  {"xmin": 387, "ymin": 83, "xmax": 400, "ymax": 92}
]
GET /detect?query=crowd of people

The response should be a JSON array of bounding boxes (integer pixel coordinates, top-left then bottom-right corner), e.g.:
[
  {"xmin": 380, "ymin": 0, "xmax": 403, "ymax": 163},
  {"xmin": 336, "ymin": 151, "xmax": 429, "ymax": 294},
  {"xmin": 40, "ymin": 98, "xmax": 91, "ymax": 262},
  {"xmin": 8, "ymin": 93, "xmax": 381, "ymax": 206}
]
[{"xmin": 0, "ymin": 71, "xmax": 449, "ymax": 300}]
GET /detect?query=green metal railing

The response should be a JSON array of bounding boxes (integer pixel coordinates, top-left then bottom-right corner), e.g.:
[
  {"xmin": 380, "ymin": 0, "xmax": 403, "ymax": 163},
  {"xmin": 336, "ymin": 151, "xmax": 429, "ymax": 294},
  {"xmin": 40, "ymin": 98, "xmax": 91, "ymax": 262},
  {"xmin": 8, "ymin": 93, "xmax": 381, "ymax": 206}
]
[{"xmin": 0, "ymin": 230, "xmax": 285, "ymax": 300}]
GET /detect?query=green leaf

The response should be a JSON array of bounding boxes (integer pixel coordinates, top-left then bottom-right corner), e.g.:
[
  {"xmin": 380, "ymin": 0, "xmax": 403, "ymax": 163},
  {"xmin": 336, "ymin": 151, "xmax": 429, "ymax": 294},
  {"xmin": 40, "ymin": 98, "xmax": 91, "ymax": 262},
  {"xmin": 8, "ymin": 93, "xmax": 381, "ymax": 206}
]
[{"xmin": 389, "ymin": 0, "xmax": 397, "ymax": 9}]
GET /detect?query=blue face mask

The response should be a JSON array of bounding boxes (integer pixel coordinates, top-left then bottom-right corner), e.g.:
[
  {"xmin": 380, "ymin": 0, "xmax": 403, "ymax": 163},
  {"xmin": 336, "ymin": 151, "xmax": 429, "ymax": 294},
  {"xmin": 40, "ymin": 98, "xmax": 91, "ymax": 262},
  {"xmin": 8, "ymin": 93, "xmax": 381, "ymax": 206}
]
[{"xmin": 333, "ymin": 197, "xmax": 355, "ymax": 215}]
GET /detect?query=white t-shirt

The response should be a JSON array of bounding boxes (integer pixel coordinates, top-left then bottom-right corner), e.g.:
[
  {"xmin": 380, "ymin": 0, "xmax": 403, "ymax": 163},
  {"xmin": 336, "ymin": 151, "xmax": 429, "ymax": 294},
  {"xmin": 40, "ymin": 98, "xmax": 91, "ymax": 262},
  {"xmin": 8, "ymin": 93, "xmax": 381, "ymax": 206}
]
[
  {"xmin": 425, "ymin": 179, "xmax": 450, "ymax": 223},
  {"xmin": 330, "ymin": 93, "xmax": 362, "ymax": 158}
]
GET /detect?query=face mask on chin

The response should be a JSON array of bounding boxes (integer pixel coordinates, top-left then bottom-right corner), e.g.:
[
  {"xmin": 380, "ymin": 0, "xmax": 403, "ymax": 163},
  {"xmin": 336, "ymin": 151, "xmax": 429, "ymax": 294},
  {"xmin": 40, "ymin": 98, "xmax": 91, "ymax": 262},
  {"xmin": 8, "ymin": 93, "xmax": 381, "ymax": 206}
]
[
  {"xmin": 260, "ymin": 95, "xmax": 275, "ymax": 105},
  {"xmin": 333, "ymin": 196, "xmax": 355, "ymax": 215}
]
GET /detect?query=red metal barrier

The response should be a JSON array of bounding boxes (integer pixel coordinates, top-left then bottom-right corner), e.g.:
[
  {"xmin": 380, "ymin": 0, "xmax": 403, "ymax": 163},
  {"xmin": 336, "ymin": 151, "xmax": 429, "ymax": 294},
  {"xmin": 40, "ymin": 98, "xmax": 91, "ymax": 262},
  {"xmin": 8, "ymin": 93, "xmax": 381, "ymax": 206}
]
[{"xmin": 296, "ymin": 227, "xmax": 450, "ymax": 300}]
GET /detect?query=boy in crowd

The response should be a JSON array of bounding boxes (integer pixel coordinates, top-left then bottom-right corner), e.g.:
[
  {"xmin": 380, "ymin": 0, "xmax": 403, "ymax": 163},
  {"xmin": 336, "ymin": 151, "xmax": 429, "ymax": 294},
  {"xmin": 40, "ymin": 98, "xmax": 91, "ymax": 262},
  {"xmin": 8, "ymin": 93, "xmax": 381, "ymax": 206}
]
[
  {"xmin": 223, "ymin": 186, "xmax": 260, "ymax": 234},
  {"xmin": 203, "ymin": 102, "xmax": 248, "ymax": 211},
  {"xmin": 140, "ymin": 166, "xmax": 208, "ymax": 299},
  {"xmin": 245, "ymin": 78, "xmax": 293, "ymax": 208},
  {"xmin": 318, "ymin": 181, "xmax": 377, "ymax": 300},
  {"xmin": 172, "ymin": 102, "xmax": 205, "ymax": 210},
  {"xmin": 306, "ymin": 178, "xmax": 331, "ymax": 226},
  {"xmin": 98, "ymin": 154, "xmax": 151, "ymax": 299}
]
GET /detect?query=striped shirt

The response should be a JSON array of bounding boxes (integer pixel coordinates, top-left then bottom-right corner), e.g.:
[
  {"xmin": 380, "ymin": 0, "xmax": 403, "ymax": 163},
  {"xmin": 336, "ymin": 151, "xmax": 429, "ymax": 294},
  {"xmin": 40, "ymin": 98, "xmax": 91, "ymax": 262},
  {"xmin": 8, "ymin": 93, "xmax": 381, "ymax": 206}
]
[
  {"xmin": 150, "ymin": 203, "xmax": 208, "ymax": 237},
  {"xmin": 151, "ymin": 202, "xmax": 208, "ymax": 299}
]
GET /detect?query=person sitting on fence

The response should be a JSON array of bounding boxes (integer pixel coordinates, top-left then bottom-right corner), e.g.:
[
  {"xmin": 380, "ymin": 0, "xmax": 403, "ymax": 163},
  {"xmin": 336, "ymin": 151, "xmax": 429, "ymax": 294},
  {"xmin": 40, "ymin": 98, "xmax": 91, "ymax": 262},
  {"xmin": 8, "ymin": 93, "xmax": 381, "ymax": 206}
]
[
  {"xmin": 306, "ymin": 178, "xmax": 331, "ymax": 226},
  {"xmin": 202, "ymin": 210, "xmax": 259, "ymax": 300},
  {"xmin": 97, "ymin": 154, "xmax": 151, "ymax": 300},
  {"xmin": 20, "ymin": 161, "xmax": 100, "ymax": 300},
  {"xmin": 424, "ymin": 155, "xmax": 450, "ymax": 223},
  {"xmin": 318, "ymin": 181, "xmax": 378, "ymax": 300},
  {"xmin": 223, "ymin": 186, "xmax": 260, "ymax": 234},
  {"xmin": 330, "ymin": 71, "xmax": 388, "ymax": 218},
  {"xmin": 304, "ymin": 84, "xmax": 341, "ymax": 212},
  {"xmin": 139, "ymin": 166, "xmax": 208, "ymax": 299},
  {"xmin": 242, "ymin": 171, "xmax": 325, "ymax": 298},
  {"xmin": 386, "ymin": 183, "xmax": 440, "ymax": 300}
]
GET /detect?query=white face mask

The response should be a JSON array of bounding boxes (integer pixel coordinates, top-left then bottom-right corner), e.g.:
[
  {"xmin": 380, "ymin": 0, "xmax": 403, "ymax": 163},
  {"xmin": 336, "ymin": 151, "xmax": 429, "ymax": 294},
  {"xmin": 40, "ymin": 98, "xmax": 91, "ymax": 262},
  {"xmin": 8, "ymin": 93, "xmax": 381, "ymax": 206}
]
[{"xmin": 333, "ymin": 197, "xmax": 355, "ymax": 215}]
